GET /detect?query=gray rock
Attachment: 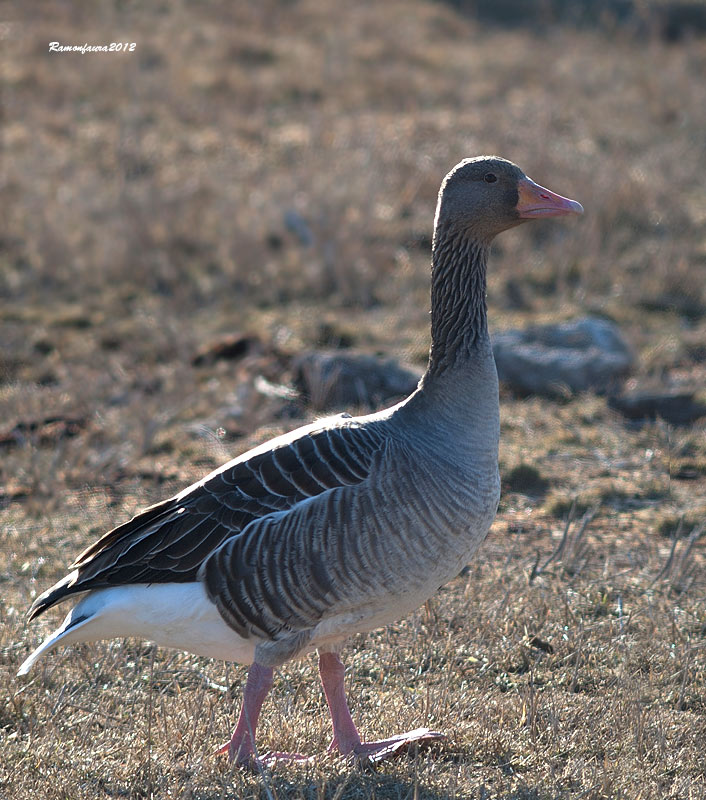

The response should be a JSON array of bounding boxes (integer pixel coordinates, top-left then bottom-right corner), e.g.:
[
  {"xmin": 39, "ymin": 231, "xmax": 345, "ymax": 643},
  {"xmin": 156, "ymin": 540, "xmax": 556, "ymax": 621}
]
[
  {"xmin": 492, "ymin": 317, "xmax": 633, "ymax": 396},
  {"xmin": 608, "ymin": 389, "xmax": 706, "ymax": 426},
  {"xmin": 292, "ymin": 351, "xmax": 423, "ymax": 411}
]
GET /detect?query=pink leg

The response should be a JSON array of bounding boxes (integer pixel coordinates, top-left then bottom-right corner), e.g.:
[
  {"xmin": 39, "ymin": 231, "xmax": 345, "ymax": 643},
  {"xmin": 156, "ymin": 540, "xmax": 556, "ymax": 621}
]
[
  {"xmin": 318, "ymin": 651, "xmax": 362, "ymax": 754},
  {"xmin": 215, "ymin": 661, "xmax": 312, "ymax": 767},
  {"xmin": 215, "ymin": 661, "xmax": 273, "ymax": 764},
  {"xmin": 318, "ymin": 651, "xmax": 445, "ymax": 762}
]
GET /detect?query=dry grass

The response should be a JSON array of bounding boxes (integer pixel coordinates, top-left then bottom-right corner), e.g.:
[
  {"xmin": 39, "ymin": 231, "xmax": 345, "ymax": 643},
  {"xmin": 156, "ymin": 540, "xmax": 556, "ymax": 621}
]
[{"xmin": 2, "ymin": 1, "xmax": 706, "ymax": 797}]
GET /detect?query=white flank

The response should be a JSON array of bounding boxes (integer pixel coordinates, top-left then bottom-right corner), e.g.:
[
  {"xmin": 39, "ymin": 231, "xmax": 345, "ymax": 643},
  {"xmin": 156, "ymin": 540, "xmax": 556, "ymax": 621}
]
[{"xmin": 17, "ymin": 582, "xmax": 256, "ymax": 675}]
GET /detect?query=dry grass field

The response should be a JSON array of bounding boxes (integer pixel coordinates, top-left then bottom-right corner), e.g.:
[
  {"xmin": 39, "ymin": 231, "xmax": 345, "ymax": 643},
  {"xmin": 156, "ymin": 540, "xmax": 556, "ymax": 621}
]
[{"xmin": 2, "ymin": 1, "xmax": 706, "ymax": 798}]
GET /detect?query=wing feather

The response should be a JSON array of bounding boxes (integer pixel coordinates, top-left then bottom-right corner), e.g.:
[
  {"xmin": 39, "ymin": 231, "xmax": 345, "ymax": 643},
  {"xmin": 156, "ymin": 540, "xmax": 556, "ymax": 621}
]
[
  {"xmin": 198, "ymin": 440, "xmax": 393, "ymax": 646},
  {"xmin": 27, "ymin": 417, "xmax": 384, "ymax": 622}
]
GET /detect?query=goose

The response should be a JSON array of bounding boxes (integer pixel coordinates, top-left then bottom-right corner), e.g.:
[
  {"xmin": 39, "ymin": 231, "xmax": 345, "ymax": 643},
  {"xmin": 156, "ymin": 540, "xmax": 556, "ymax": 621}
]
[{"xmin": 19, "ymin": 156, "xmax": 582, "ymax": 765}]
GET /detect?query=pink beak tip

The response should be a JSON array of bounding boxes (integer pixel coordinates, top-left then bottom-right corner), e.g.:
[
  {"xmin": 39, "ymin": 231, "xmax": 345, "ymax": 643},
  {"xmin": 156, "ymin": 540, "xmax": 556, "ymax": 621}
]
[{"xmin": 517, "ymin": 178, "xmax": 584, "ymax": 218}]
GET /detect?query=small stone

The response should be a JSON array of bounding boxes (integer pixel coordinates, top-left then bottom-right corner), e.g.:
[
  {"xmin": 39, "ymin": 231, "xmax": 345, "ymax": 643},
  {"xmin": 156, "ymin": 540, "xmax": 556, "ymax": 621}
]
[
  {"xmin": 292, "ymin": 351, "xmax": 422, "ymax": 411},
  {"xmin": 492, "ymin": 317, "xmax": 633, "ymax": 396},
  {"xmin": 608, "ymin": 389, "xmax": 706, "ymax": 426}
]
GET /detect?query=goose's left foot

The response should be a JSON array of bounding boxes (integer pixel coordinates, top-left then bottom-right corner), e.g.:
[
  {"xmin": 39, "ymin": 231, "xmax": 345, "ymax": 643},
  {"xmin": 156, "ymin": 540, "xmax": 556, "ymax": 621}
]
[
  {"xmin": 319, "ymin": 652, "xmax": 445, "ymax": 764},
  {"xmin": 333, "ymin": 727, "xmax": 445, "ymax": 763}
]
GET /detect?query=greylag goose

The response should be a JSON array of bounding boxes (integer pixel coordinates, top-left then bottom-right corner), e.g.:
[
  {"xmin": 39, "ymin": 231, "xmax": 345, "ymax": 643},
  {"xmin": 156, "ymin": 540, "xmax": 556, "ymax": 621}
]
[{"xmin": 19, "ymin": 157, "xmax": 582, "ymax": 765}]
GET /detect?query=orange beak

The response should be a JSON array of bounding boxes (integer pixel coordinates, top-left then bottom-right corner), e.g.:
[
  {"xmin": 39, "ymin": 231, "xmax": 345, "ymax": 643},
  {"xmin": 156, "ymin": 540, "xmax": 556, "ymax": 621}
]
[{"xmin": 516, "ymin": 178, "xmax": 583, "ymax": 219}]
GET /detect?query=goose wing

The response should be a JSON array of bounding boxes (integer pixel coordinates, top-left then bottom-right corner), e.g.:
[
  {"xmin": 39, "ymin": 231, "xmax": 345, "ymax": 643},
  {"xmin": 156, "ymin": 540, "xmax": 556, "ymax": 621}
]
[{"xmin": 28, "ymin": 416, "xmax": 385, "ymax": 620}]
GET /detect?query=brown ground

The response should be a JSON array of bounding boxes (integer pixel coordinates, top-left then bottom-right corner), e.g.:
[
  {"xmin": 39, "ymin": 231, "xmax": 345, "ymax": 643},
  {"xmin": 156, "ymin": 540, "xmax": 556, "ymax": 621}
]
[{"xmin": 1, "ymin": 2, "xmax": 706, "ymax": 798}]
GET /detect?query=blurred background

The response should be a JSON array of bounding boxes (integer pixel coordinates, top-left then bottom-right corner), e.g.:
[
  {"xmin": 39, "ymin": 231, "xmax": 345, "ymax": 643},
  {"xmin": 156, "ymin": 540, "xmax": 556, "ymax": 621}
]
[
  {"xmin": 2, "ymin": 2, "xmax": 706, "ymax": 796},
  {"xmin": 2, "ymin": 0, "xmax": 705, "ymax": 517}
]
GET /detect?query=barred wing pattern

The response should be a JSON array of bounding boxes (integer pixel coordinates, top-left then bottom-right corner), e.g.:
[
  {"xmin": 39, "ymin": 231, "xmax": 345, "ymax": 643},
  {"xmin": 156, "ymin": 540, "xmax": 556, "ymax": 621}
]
[
  {"xmin": 199, "ymin": 428, "xmax": 493, "ymax": 665},
  {"xmin": 28, "ymin": 418, "xmax": 385, "ymax": 621},
  {"xmin": 200, "ymin": 471, "xmax": 376, "ymax": 649}
]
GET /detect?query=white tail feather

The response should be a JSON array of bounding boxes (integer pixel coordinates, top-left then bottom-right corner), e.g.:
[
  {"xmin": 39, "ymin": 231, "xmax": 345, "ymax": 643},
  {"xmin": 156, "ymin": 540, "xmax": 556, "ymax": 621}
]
[{"xmin": 18, "ymin": 610, "xmax": 94, "ymax": 676}]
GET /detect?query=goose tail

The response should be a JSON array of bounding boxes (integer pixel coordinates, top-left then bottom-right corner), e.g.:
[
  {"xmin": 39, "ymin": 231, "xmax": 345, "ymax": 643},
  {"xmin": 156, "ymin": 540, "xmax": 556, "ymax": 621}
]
[{"xmin": 18, "ymin": 606, "xmax": 93, "ymax": 676}]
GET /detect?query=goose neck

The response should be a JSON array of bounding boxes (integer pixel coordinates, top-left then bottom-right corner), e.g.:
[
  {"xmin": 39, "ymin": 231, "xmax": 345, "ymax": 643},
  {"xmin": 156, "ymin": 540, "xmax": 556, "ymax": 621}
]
[{"xmin": 424, "ymin": 231, "xmax": 491, "ymax": 380}]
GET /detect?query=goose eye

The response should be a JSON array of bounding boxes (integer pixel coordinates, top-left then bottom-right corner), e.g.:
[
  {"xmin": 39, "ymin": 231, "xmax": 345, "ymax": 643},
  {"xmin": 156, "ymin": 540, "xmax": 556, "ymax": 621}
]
[{"xmin": 484, "ymin": 173, "xmax": 497, "ymax": 184}]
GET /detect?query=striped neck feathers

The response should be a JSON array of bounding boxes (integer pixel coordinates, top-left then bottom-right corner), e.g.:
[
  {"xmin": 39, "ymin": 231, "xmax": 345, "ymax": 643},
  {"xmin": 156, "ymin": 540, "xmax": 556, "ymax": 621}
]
[{"xmin": 425, "ymin": 230, "xmax": 491, "ymax": 379}]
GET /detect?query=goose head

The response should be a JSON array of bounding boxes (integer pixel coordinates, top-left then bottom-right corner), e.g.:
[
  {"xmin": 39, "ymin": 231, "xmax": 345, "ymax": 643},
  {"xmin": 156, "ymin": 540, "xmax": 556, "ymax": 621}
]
[{"xmin": 434, "ymin": 156, "xmax": 583, "ymax": 245}]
